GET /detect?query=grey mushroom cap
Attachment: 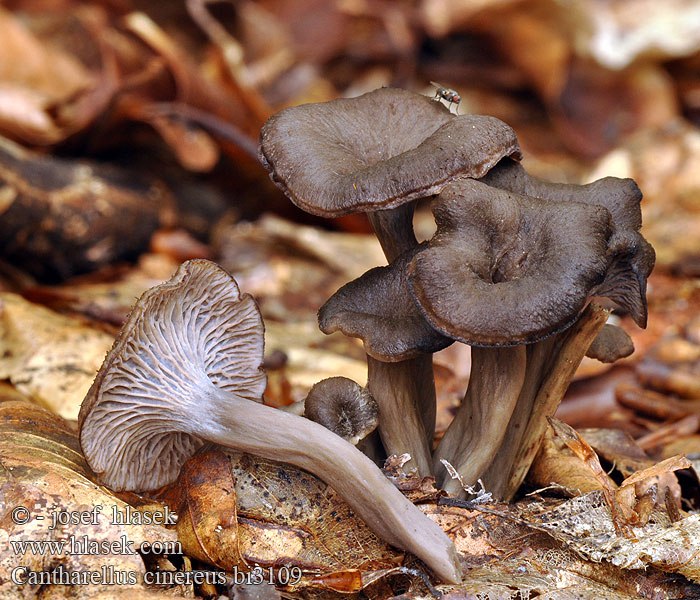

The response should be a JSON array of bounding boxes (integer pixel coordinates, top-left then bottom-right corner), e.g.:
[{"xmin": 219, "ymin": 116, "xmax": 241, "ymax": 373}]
[
  {"xmin": 304, "ymin": 377, "xmax": 378, "ymax": 445},
  {"xmin": 408, "ymin": 179, "xmax": 614, "ymax": 346},
  {"xmin": 319, "ymin": 245, "xmax": 453, "ymax": 361},
  {"xmin": 586, "ymin": 323, "xmax": 635, "ymax": 363},
  {"xmin": 259, "ymin": 87, "xmax": 522, "ymax": 218},
  {"xmin": 480, "ymin": 158, "xmax": 655, "ymax": 327},
  {"xmin": 79, "ymin": 259, "xmax": 266, "ymax": 491}
]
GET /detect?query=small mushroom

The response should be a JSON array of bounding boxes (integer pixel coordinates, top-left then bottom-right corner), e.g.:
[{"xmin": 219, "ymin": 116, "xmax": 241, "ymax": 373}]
[
  {"xmin": 304, "ymin": 377, "xmax": 379, "ymax": 445},
  {"xmin": 259, "ymin": 87, "xmax": 522, "ymax": 459},
  {"xmin": 319, "ymin": 246, "xmax": 452, "ymax": 475},
  {"xmin": 586, "ymin": 323, "xmax": 635, "ymax": 363},
  {"xmin": 79, "ymin": 259, "xmax": 461, "ymax": 584},
  {"xmin": 304, "ymin": 377, "xmax": 383, "ymax": 463}
]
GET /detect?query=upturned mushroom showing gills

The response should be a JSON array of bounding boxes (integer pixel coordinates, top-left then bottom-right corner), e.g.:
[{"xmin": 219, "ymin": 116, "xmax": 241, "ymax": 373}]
[
  {"xmin": 78, "ymin": 259, "xmax": 461, "ymax": 584},
  {"xmin": 408, "ymin": 178, "xmax": 654, "ymax": 498},
  {"xmin": 259, "ymin": 87, "xmax": 522, "ymax": 468}
]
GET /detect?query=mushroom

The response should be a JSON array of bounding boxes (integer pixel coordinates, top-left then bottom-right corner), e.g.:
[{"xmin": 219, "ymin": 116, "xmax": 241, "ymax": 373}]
[
  {"xmin": 586, "ymin": 324, "xmax": 635, "ymax": 363},
  {"xmin": 408, "ymin": 179, "xmax": 648, "ymax": 497},
  {"xmin": 79, "ymin": 259, "xmax": 461, "ymax": 584},
  {"xmin": 473, "ymin": 159, "xmax": 655, "ymax": 498},
  {"xmin": 319, "ymin": 246, "xmax": 452, "ymax": 475},
  {"xmin": 408, "ymin": 178, "xmax": 615, "ymax": 495},
  {"xmin": 480, "ymin": 158, "xmax": 654, "ymax": 327},
  {"xmin": 304, "ymin": 376, "xmax": 383, "ymax": 462},
  {"xmin": 259, "ymin": 87, "xmax": 522, "ymax": 472}
]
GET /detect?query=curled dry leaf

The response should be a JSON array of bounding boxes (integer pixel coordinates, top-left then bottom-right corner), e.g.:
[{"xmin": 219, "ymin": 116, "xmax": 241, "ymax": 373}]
[
  {"xmin": 0, "ymin": 7, "xmax": 93, "ymax": 143},
  {"xmin": 172, "ymin": 449, "xmax": 404, "ymax": 591},
  {"xmin": 546, "ymin": 420, "xmax": 689, "ymax": 530},
  {"xmin": 547, "ymin": 418, "xmax": 628, "ymax": 534},
  {"xmin": 0, "ymin": 294, "xmax": 114, "ymax": 419},
  {"xmin": 524, "ymin": 490, "xmax": 700, "ymax": 584},
  {"xmin": 0, "ymin": 400, "xmax": 182, "ymax": 599},
  {"xmin": 529, "ymin": 425, "xmax": 611, "ymax": 495}
]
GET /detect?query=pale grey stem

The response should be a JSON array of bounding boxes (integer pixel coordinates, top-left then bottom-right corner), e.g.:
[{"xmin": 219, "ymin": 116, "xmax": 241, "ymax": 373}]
[
  {"xmin": 435, "ymin": 346, "xmax": 526, "ymax": 497},
  {"xmin": 367, "ymin": 203, "xmax": 437, "ymax": 456},
  {"xmin": 367, "ymin": 355, "xmax": 435, "ymax": 477},
  {"xmin": 483, "ymin": 303, "xmax": 610, "ymax": 500},
  {"xmin": 205, "ymin": 385, "xmax": 461, "ymax": 584}
]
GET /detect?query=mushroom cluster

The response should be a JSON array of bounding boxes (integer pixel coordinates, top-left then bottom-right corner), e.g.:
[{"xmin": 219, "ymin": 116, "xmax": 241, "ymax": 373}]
[
  {"xmin": 259, "ymin": 87, "xmax": 655, "ymax": 500},
  {"xmin": 78, "ymin": 85, "xmax": 655, "ymax": 589},
  {"xmin": 260, "ymin": 86, "xmax": 522, "ymax": 476}
]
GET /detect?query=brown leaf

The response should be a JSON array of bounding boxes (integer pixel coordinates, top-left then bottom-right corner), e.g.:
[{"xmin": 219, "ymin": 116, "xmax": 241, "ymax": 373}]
[
  {"xmin": 0, "ymin": 294, "xmax": 114, "ymax": 419},
  {"xmin": 0, "ymin": 7, "xmax": 93, "ymax": 142},
  {"xmin": 528, "ymin": 426, "xmax": 608, "ymax": 495},
  {"xmin": 0, "ymin": 400, "xmax": 183, "ymax": 598},
  {"xmin": 174, "ymin": 450, "xmax": 245, "ymax": 572},
  {"xmin": 172, "ymin": 448, "xmax": 404, "ymax": 589}
]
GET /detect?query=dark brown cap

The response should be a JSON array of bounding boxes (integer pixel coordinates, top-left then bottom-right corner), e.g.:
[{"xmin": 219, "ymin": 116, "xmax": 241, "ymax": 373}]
[
  {"xmin": 408, "ymin": 179, "xmax": 613, "ymax": 345},
  {"xmin": 304, "ymin": 377, "xmax": 378, "ymax": 445},
  {"xmin": 259, "ymin": 87, "xmax": 522, "ymax": 217},
  {"xmin": 586, "ymin": 323, "xmax": 635, "ymax": 362},
  {"xmin": 481, "ymin": 158, "xmax": 655, "ymax": 327},
  {"xmin": 318, "ymin": 245, "xmax": 452, "ymax": 360}
]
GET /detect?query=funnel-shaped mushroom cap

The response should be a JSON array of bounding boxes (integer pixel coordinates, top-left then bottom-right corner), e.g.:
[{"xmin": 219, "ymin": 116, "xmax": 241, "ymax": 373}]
[
  {"xmin": 319, "ymin": 245, "xmax": 452, "ymax": 361},
  {"xmin": 259, "ymin": 87, "xmax": 522, "ymax": 217},
  {"xmin": 408, "ymin": 179, "xmax": 613, "ymax": 345},
  {"xmin": 481, "ymin": 158, "xmax": 655, "ymax": 327},
  {"xmin": 79, "ymin": 259, "xmax": 266, "ymax": 491},
  {"xmin": 304, "ymin": 377, "xmax": 378, "ymax": 445}
]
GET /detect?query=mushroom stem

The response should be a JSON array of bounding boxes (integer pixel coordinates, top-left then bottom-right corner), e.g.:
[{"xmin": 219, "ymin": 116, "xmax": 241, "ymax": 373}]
[
  {"xmin": 367, "ymin": 204, "xmax": 418, "ymax": 263},
  {"xmin": 483, "ymin": 303, "xmax": 610, "ymax": 500},
  {"xmin": 205, "ymin": 385, "xmax": 461, "ymax": 584},
  {"xmin": 435, "ymin": 345, "xmax": 527, "ymax": 497},
  {"xmin": 366, "ymin": 204, "xmax": 438, "ymax": 469},
  {"xmin": 367, "ymin": 355, "xmax": 435, "ymax": 476}
]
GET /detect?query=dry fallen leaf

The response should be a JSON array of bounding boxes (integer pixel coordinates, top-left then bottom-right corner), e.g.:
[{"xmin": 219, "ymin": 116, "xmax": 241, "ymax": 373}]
[
  {"xmin": 171, "ymin": 448, "xmax": 404, "ymax": 591},
  {"xmin": 0, "ymin": 400, "xmax": 185, "ymax": 599},
  {"xmin": 0, "ymin": 294, "xmax": 114, "ymax": 419},
  {"xmin": 0, "ymin": 7, "xmax": 93, "ymax": 143},
  {"xmin": 524, "ymin": 490, "xmax": 700, "ymax": 584}
]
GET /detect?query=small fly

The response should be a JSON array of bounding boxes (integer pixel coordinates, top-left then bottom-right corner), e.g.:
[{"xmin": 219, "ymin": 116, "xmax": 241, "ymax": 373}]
[{"xmin": 430, "ymin": 82, "xmax": 461, "ymax": 113}]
